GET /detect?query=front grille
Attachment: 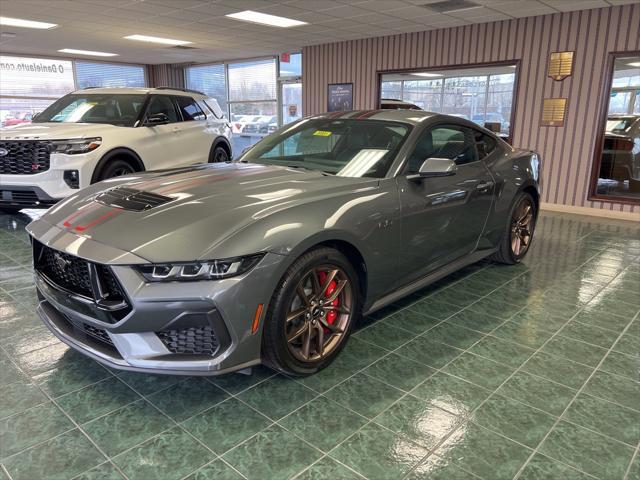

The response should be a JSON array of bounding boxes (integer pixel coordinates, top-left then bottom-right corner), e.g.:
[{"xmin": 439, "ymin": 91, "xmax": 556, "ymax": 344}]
[
  {"xmin": 95, "ymin": 187, "xmax": 173, "ymax": 212},
  {"xmin": 39, "ymin": 245, "xmax": 93, "ymax": 298},
  {"xmin": 157, "ymin": 326, "xmax": 219, "ymax": 356},
  {"xmin": 34, "ymin": 241, "xmax": 130, "ymax": 322},
  {"xmin": 0, "ymin": 140, "xmax": 51, "ymax": 175}
]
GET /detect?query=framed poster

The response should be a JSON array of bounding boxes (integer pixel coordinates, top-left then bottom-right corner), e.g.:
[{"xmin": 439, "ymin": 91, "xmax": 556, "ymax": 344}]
[{"xmin": 327, "ymin": 83, "xmax": 353, "ymax": 112}]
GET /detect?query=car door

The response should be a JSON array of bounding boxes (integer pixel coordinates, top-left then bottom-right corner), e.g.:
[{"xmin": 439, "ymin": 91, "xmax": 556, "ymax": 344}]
[
  {"xmin": 135, "ymin": 95, "xmax": 183, "ymax": 170},
  {"xmin": 174, "ymin": 95, "xmax": 212, "ymax": 164},
  {"xmin": 396, "ymin": 123, "xmax": 495, "ymax": 281}
]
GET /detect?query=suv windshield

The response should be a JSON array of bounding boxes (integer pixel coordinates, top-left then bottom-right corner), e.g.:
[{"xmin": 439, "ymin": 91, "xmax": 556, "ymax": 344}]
[
  {"xmin": 242, "ymin": 118, "xmax": 411, "ymax": 178},
  {"xmin": 606, "ymin": 117, "xmax": 636, "ymax": 132},
  {"xmin": 34, "ymin": 93, "xmax": 147, "ymax": 127}
]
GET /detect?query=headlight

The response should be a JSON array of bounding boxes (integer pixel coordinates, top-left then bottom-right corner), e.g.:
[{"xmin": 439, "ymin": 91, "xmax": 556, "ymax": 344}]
[
  {"xmin": 136, "ymin": 253, "xmax": 265, "ymax": 282},
  {"xmin": 50, "ymin": 137, "xmax": 102, "ymax": 155}
]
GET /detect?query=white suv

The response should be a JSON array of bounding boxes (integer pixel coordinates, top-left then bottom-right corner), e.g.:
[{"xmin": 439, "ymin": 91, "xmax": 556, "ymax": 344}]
[{"xmin": 0, "ymin": 87, "xmax": 232, "ymax": 213}]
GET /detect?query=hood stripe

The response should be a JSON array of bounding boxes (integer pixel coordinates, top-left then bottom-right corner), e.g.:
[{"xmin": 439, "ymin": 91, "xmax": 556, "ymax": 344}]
[{"xmin": 73, "ymin": 208, "xmax": 122, "ymax": 232}]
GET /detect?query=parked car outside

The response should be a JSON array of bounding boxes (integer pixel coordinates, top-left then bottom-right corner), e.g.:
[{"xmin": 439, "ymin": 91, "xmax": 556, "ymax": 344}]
[
  {"xmin": 2, "ymin": 112, "xmax": 34, "ymax": 127},
  {"xmin": 0, "ymin": 87, "xmax": 232, "ymax": 212}
]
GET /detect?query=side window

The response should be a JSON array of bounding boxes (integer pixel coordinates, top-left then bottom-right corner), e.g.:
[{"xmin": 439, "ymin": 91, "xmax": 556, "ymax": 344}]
[
  {"xmin": 175, "ymin": 96, "xmax": 206, "ymax": 121},
  {"xmin": 146, "ymin": 96, "xmax": 178, "ymax": 123},
  {"xmin": 405, "ymin": 124, "xmax": 478, "ymax": 174},
  {"xmin": 474, "ymin": 130, "xmax": 497, "ymax": 160}
]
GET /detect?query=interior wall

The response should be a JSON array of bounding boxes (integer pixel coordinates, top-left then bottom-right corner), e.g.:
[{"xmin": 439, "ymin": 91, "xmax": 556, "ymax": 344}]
[
  {"xmin": 147, "ymin": 63, "xmax": 185, "ymax": 89},
  {"xmin": 302, "ymin": 4, "xmax": 640, "ymax": 214}
]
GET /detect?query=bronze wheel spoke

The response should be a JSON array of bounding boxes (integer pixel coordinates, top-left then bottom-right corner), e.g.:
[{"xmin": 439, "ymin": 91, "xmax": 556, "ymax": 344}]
[
  {"xmin": 517, "ymin": 205, "xmax": 531, "ymax": 223},
  {"xmin": 301, "ymin": 323, "xmax": 312, "ymax": 359},
  {"xmin": 287, "ymin": 307, "xmax": 306, "ymax": 323},
  {"xmin": 319, "ymin": 269, "xmax": 338, "ymax": 296},
  {"xmin": 324, "ymin": 279, "xmax": 347, "ymax": 303},
  {"xmin": 287, "ymin": 323, "xmax": 307, "ymax": 342},
  {"xmin": 324, "ymin": 304, "xmax": 351, "ymax": 315},
  {"xmin": 315, "ymin": 324, "xmax": 325, "ymax": 357},
  {"xmin": 319, "ymin": 317, "xmax": 344, "ymax": 333},
  {"xmin": 310, "ymin": 270, "xmax": 322, "ymax": 296},
  {"xmin": 297, "ymin": 284, "xmax": 311, "ymax": 307}
]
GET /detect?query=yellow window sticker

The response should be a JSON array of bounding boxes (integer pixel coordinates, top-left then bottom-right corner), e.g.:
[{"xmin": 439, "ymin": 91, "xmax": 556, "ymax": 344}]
[{"xmin": 313, "ymin": 130, "xmax": 332, "ymax": 137}]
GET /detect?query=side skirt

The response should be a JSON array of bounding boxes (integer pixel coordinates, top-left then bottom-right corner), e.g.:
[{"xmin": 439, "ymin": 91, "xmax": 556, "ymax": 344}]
[{"xmin": 364, "ymin": 248, "xmax": 496, "ymax": 316}]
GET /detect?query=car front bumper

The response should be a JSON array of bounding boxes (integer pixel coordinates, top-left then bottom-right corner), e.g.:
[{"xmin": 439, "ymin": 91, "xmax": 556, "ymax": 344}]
[
  {"xmin": 28, "ymin": 220, "xmax": 286, "ymax": 375},
  {"xmin": 0, "ymin": 151, "xmax": 98, "ymax": 207}
]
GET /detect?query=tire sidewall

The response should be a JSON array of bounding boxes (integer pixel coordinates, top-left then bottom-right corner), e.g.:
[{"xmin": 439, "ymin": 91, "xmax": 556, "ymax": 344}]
[
  {"xmin": 210, "ymin": 145, "xmax": 229, "ymax": 163},
  {"xmin": 263, "ymin": 248, "xmax": 361, "ymax": 375}
]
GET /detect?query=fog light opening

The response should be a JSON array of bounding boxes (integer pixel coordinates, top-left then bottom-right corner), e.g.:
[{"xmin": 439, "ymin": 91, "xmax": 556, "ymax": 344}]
[{"xmin": 63, "ymin": 170, "xmax": 80, "ymax": 189}]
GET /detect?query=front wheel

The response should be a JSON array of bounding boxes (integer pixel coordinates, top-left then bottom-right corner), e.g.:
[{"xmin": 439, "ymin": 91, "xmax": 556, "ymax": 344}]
[
  {"xmin": 491, "ymin": 191, "xmax": 537, "ymax": 264},
  {"xmin": 97, "ymin": 159, "xmax": 135, "ymax": 181},
  {"xmin": 261, "ymin": 247, "xmax": 360, "ymax": 376}
]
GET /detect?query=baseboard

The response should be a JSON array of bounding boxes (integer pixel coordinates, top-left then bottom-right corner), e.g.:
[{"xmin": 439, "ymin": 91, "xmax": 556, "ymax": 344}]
[{"xmin": 541, "ymin": 202, "xmax": 640, "ymax": 222}]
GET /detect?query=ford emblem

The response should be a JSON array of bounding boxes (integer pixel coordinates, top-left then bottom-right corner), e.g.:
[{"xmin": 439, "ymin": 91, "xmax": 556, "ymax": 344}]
[{"xmin": 0, "ymin": 147, "xmax": 8, "ymax": 157}]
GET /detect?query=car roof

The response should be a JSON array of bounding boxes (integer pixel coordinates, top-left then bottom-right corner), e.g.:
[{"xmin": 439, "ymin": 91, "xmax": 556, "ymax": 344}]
[
  {"xmin": 311, "ymin": 109, "xmax": 446, "ymax": 126},
  {"xmin": 71, "ymin": 87, "xmax": 205, "ymax": 97}
]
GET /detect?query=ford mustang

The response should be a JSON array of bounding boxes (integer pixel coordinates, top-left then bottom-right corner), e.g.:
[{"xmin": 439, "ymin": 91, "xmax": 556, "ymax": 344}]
[{"xmin": 27, "ymin": 110, "xmax": 540, "ymax": 376}]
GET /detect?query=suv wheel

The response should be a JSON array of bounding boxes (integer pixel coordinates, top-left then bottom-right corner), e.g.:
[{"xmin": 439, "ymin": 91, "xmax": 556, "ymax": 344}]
[
  {"xmin": 209, "ymin": 144, "xmax": 229, "ymax": 163},
  {"xmin": 98, "ymin": 159, "xmax": 135, "ymax": 181},
  {"xmin": 261, "ymin": 247, "xmax": 361, "ymax": 376}
]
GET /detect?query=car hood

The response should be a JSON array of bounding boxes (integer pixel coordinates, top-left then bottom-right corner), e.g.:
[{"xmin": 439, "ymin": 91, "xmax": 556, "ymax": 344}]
[
  {"xmin": 32, "ymin": 162, "xmax": 378, "ymax": 263},
  {"xmin": 0, "ymin": 122, "xmax": 119, "ymax": 140}
]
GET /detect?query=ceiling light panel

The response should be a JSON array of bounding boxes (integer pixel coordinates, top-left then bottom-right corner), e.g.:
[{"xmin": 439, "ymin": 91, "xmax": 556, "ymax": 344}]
[
  {"xmin": 58, "ymin": 48, "xmax": 118, "ymax": 57},
  {"xmin": 123, "ymin": 34, "xmax": 192, "ymax": 45},
  {"xmin": 0, "ymin": 16, "xmax": 57, "ymax": 29},
  {"xmin": 226, "ymin": 10, "xmax": 307, "ymax": 28}
]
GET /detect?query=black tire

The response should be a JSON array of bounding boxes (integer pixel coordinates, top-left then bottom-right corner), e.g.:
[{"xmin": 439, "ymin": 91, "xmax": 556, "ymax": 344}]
[
  {"xmin": 209, "ymin": 144, "xmax": 230, "ymax": 163},
  {"xmin": 261, "ymin": 247, "xmax": 361, "ymax": 376},
  {"xmin": 97, "ymin": 158, "xmax": 135, "ymax": 181},
  {"xmin": 0, "ymin": 206, "xmax": 22, "ymax": 214},
  {"xmin": 491, "ymin": 191, "xmax": 537, "ymax": 265}
]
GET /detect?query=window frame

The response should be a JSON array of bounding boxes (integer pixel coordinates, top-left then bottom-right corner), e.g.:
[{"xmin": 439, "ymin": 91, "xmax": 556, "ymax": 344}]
[
  {"xmin": 173, "ymin": 95, "xmax": 206, "ymax": 122},
  {"xmin": 588, "ymin": 50, "xmax": 640, "ymax": 206},
  {"xmin": 142, "ymin": 94, "xmax": 180, "ymax": 124}
]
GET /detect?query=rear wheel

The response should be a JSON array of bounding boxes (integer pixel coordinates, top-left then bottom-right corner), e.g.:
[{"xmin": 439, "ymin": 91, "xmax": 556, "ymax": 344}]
[
  {"xmin": 491, "ymin": 191, "xmax": 536, "ymax": 264},
  {"xmin": 97, "ymin": 158, "xmax": 135, "ymax": 181},
  {"xmin": 262, "ymin": 247, "xmax": 360, "ymax": 376},
  {"xmin": 209, "ymin": 144, "xmax": 229, "ymax": 163}
]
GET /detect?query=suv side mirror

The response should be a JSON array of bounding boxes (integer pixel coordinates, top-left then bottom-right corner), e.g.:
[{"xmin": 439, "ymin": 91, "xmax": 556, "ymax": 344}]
[
  {"xmin": 145, "ymin": 113, "xmax": 170, "ymax": 126},
  {"xmin": 408, "ymin": 157, "xmax": 458, "ymax": 180}
]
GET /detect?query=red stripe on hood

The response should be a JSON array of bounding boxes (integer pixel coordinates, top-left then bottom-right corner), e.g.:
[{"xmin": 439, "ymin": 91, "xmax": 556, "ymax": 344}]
[{"xmin": 73, "ymin": 208, "xmax": 122, "ymax": 232}]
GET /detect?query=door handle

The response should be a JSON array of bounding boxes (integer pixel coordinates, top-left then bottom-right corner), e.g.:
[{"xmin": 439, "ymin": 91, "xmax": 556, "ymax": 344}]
[{"xmin": 476, "ymin": 181, "xmax": 494, "ymax": 193}]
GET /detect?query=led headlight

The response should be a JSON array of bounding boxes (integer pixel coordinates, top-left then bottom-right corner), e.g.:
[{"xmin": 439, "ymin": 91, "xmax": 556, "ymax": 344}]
[
  {"xmin": 137, "ymin": 253, "xmax": 265, "ymax": 282},
  {"xmin": 50, "ymin": 137, "xmax": 102, "ymax": 155}
]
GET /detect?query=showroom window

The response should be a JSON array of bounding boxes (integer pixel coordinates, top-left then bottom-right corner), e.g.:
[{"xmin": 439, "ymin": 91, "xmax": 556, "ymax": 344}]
[
  {"xmin": 590, "ymin": 53, "xmax": 640, "ymax": 202},
  {"xmin": 185, "ymin": 63, "xmax": 227, "ymax": 112},
  {"xmin": 279, "ymin": 53, "xmax": 302, "ymax": 129},
  {"xmin": 75, "ymin": 61, "xmax": 146, "ymax": 89},
  {"xmin": 380, "ymin": 64, "xmax": 517, "ymax": 138},
  {"xmin": 0, "ymin": 55, "xmax": 148, "ymax": 127},
  {"xmin": 0, "ymin": 55, "xmax": 75, "ymax": 127}
]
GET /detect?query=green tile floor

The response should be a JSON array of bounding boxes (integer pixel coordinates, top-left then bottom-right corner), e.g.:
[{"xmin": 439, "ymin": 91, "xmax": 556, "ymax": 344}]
[{"xmin": 0, "ymin": 210, "xmax": 638, "ymax": 480}]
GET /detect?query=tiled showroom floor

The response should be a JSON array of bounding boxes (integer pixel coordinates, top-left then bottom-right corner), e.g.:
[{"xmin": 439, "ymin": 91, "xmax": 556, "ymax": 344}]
[{"xmin": 0, "ymin": 209, "xmax": 638, "ymax": 480}]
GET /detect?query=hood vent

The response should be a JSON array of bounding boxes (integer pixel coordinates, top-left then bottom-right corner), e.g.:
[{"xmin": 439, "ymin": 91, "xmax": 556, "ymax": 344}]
[
  {"xmin": 95, "ymin": 187, "xmax": 173, "ymax": 212},
  {"xmin": 421, "ymin": 0, "xmax": 480, "ymax": 13}
]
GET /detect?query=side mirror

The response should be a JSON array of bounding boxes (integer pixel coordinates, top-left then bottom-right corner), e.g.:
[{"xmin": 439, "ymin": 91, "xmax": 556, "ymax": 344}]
[
  {"xmin": 144, "ymin": 113, "xmax": 169, "ymax": 126},
  {"xmin": 408, "ymin": 157, "xmax": 457, "ymax": 180},
  {"xmin": 32, "ymin": 112, "xmax": 40, "ymax": 121}
]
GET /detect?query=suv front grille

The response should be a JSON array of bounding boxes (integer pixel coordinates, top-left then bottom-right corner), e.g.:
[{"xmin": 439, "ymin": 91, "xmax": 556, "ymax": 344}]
[
  {"xmin": 157, "ymin": 326, "xmax": 219, "ymax": 356},
  {"xmin": 0, "ymin": 140, "xmax": 51, "ymax": 175},
  {"xmin": 34, "ymin": 240, "xmax": 130, "ymax": 322},
  {"xmin": 95, "ymin": 187, "xmax": 173, "ymax": 212}
]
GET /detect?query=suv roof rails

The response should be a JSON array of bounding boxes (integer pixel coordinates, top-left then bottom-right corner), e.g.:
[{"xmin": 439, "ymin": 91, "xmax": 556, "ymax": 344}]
[
  {"xmin": 81, "ymin": 86, "xmax": 100, "ymax": 89},
  {"xmin": 155, "ymin": 86, "xmax": 206, "ymax": 96}
]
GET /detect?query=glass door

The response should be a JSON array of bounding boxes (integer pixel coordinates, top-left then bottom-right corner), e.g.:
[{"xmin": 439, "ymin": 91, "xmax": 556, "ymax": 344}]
[{"xmin": 279, "ymin": 81, "xmax": 302, "ymax": 130}]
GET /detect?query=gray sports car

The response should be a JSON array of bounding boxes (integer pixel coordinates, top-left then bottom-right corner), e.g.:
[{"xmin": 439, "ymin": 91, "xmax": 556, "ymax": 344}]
[{"xmin": 27, "ymin": 110, "xmax": 540, "ymax": 376}]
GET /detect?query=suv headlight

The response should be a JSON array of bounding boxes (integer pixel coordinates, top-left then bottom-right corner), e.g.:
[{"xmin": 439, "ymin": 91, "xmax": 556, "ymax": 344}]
[
  {"xmin": 50, "ymin": 137, "xmax": 102, "ymax": 155},
  {"xmin": 136, "ymin": 253, "xmax": 265, "ymax": 282}
]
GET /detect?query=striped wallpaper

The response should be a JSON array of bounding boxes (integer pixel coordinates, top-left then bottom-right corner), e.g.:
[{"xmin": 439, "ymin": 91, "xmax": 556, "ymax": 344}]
[{"xmin": 302, "ymin": 4, "xmax": 640, "ymax": 214}]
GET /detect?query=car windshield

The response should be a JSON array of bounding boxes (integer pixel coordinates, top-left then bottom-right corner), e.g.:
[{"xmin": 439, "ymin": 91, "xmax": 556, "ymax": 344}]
[
  {"xmin": 606, "ymin": 118, "xmax": 635, "ymax": 132},
  {"xmin": 34, "ymin": 93, "xmax": 147, "ymax": 127},
  {"xmin": 241, "ymin": 118, "xmax": 411, "ymax": 178}
]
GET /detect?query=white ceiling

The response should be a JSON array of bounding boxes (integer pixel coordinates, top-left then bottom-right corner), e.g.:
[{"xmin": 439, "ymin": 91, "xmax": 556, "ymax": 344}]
[{"xmin": 0, "ymin": 0, "xmax": 637, "ymax": 65}]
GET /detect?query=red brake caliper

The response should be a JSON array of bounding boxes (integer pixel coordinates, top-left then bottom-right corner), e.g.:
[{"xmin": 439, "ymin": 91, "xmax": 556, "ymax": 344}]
[{"xmin": 317, "ymin": 271, "xmax": 339, "ymax": 329}]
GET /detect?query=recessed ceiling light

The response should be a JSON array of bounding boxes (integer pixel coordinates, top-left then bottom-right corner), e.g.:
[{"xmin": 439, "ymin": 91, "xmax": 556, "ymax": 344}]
[
  {"xmin": 58, "ymin": 48, "xmax": 118, "ymax": 57},
  {"xmin": 226, "ymin": 10, "xmax": 307, "ymax": 28},
  {"xmin": 0, "ymin": 16, "xmax": 57, "ymax": 29},
  {"xmin": 411, "ymin": 72, "xmax": 444, "ymax": 77},
  {"xmin": 124, "ymin": 34, "xmax": 192, "ymax": 46},
  {"xmin": 627, "ymin": 61, "xmax": 640, "ymax": 67},
  {"xmin": 508, "ymin": 65, "xmax": 516, "ymax": 68}
]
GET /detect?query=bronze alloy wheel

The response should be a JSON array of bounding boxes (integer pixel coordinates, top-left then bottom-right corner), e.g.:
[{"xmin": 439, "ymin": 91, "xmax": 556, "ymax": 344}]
[
  {"xmin": 510, "ymin": 196, "xmax": 535, "ymax": 257},
  {"xmin": 285, "ymin": 265, "xmax": 353, "ymax": 362}
]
